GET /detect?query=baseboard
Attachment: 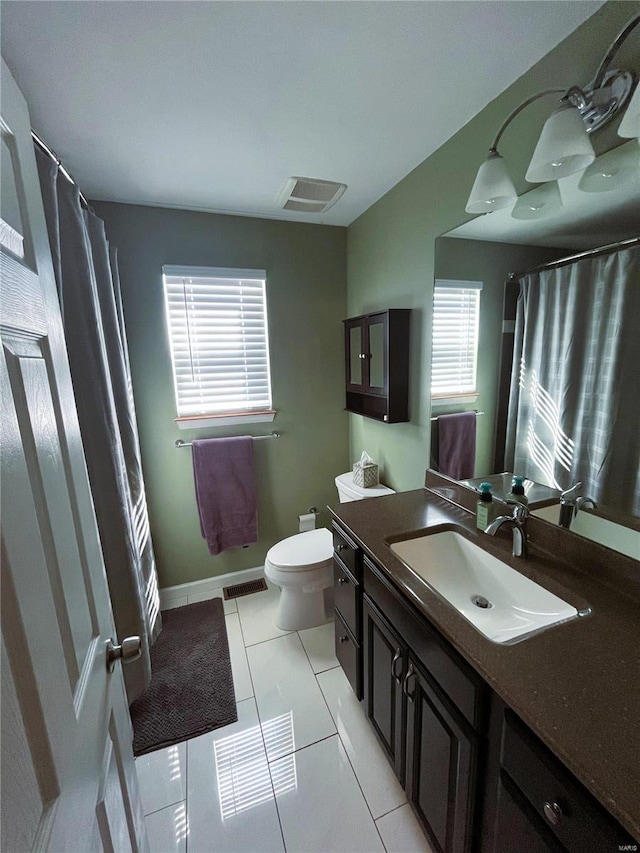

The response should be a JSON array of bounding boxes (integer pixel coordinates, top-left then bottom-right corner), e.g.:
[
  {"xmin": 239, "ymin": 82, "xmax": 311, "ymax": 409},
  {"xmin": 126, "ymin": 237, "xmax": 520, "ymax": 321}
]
[{"xmin": 159, "ymin": 565, "xmax": 265, "ymax": 611}]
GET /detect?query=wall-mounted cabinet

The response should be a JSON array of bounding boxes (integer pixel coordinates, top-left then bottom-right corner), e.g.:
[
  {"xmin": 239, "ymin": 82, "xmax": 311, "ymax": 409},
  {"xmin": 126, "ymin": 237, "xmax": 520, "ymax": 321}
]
[{"xmin": 343, "ymin": 309, "xmax": 410, "ymax": 423}]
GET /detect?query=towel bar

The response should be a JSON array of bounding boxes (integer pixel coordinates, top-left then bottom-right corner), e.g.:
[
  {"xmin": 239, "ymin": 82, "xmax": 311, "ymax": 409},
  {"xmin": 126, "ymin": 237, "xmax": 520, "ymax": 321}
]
[
  {"xmin": 430, "ymin": 411, "xmax": 485, "ymax": 422},
  {"xmin": 175, "ymin": 432, "xmax": 280, "ymax": 448}
]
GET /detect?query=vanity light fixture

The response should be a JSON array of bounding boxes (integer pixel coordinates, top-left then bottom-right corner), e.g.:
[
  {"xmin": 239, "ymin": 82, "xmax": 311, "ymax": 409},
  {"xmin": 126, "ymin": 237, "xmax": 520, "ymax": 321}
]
[
  {"xmin": 617, "ymin": 78, "xmax": 640, "ymax": 139},
  {"xmin": 465, "ymin": 13, "xmax": 640, "ymax": 215}
]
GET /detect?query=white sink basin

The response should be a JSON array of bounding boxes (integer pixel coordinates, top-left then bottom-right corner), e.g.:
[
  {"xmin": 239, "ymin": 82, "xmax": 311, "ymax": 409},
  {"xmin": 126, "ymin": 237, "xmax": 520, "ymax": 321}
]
[{"xmin": 390, "ymin": 531, "xmax": 580, "ymax": 644}]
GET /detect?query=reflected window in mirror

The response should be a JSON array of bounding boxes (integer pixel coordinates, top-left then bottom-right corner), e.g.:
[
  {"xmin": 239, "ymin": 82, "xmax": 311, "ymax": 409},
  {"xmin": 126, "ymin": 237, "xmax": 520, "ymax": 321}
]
[{"xmin": 431, "ymin": 280, "xmax": 482, "ymax": 402}]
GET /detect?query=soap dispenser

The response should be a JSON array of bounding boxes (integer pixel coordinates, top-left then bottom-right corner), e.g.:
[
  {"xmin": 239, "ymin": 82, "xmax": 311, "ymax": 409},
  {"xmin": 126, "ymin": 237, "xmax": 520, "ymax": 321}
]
[
  {"xmin": 476, "ymin": 482, "xmax": 498, "ymax": 531},
  {"xmin": 506, "ymin": 475, "xmax": 529, "ymax": 506}
]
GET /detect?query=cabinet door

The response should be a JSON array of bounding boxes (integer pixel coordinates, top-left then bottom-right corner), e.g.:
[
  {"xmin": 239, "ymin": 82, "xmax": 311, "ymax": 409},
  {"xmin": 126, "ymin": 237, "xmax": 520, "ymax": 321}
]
[
  {"xmin": 363, "ymin": 596, "xmax": 405, "ymax": 779},
  {"xmin": 366, "ymin": 313, "xmax": 387, "ymax": 393},
  {"xmin": 405, "ymin": 659, "xmax": 478, "ymax": 853},
  {"xmin": 345, "ymin": 318, "xmax": 366, "ymax": 391}
]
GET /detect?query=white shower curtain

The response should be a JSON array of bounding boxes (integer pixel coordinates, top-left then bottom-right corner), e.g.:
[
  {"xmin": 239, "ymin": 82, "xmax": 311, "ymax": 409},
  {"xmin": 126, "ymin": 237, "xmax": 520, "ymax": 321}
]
[
  {"xmin": 36, "ymin": 145, "xmax": 161, "ymax": 702},
  {"xmin": 505, "ymin": 244, "xmax": 640, "ymax": 516}
]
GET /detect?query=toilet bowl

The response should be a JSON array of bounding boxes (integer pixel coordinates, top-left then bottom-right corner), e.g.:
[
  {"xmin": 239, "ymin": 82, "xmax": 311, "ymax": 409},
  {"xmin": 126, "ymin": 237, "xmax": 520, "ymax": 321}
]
[{"xmin": 264, "ymin": 472, "xmax": 395, "ymax": 631}]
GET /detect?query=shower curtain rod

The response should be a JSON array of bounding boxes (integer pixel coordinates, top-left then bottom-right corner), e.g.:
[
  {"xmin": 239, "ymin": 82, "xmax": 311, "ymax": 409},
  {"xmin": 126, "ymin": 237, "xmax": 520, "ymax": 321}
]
[
  {"xmin": 32, "ymin": 130, "xmax": 89, "ymax": 208},
  {"xmin": 508, "ymin": 235, "xmax": 640, "ymax": 281}
]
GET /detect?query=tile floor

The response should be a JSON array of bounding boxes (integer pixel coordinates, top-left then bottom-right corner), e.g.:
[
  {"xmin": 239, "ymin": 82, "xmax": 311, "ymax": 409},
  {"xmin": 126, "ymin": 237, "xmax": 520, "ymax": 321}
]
[{"xmin": 136, "ymin": 582, "xmax": 434, "ymax": 853}]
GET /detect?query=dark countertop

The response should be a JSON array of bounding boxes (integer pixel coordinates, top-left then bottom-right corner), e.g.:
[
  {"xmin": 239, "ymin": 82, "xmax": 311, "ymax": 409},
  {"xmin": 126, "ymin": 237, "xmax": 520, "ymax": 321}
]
[{"xmin": 328, "ymin": 487, "xmax": 640, "ymax": 842}]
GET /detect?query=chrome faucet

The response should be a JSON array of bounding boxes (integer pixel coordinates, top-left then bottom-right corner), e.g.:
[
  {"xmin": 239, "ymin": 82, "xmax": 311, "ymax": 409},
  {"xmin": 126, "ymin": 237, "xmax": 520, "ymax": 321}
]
[
  {"xmin": 559, "ymin": 482, "xmax": 598, "ymax": 529},
  {"xmin": 485, "ymin": 503, "xmax": 528, "ymax": 557}
]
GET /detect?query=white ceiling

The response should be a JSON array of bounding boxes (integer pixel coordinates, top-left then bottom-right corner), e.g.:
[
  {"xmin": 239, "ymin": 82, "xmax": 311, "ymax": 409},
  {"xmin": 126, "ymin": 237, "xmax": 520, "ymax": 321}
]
[{"xmin": 1, "ymin": 1, "xmax": 604, "ymax": 226}]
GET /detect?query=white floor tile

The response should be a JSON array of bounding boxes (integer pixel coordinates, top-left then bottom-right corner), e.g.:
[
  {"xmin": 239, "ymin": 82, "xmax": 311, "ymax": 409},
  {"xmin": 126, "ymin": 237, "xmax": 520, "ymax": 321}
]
[
  {"xmin": 144, "ymin": 802, "xmax": 188, "ymax": 853},
  {"xmin": 135, "ymin": 743, "xmax": 186, "ymax": 817},
  {"xmin": 188, "ymin": 585, "xmax": 237, "ymax": 614},
  {"xmin": 271, "ymin": 735, "xmax": 385, "ymax": 853},
  {"xmin": 318, "ymin": 667, "xmax": 407, "ymax": 819},
  {"xmin": 376, "ymin": 804, "xmax": 435, "ymax": 853},
  {"xmin": 225, "ymin": 612, "xmax": 254, "ymax": 702},
  {"xmin": 187, "ymin": 698, "xmax": 284, "ymax": 853},
  {"xmin": 247, "ymin": 634, "xmax": 336, "ymax": 762},
  {"xmin": 237, "ymin": 582, "xmax": 291, "ymax": 646},
  {"xmin": 298, "ymin": 621, "xmax": 339, "ymax": 674}
]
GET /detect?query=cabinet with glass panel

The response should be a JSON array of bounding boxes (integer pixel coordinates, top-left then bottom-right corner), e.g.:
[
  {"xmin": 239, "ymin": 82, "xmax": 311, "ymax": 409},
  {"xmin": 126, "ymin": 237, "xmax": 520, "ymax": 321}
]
[{"xmin": 343, "ymin": 309, "xmax": 410, "ymax": 423}]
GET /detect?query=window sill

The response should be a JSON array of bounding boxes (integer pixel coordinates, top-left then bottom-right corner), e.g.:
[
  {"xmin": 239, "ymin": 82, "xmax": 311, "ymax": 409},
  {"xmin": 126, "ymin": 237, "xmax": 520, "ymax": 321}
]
[
  {"xmin": 431, "ymin": 393, "xmax": 479, "ymax": 407},
  {"xmin": 175, "ymin": 410, "xmax": 277, "ymax": 430}
]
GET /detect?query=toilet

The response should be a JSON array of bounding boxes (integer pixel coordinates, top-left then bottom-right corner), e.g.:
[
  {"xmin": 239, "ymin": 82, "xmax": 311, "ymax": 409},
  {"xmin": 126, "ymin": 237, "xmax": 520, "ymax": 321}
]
[{"xmin": 264, "ymin": 472, "xmax": 395, "ymax": 631}]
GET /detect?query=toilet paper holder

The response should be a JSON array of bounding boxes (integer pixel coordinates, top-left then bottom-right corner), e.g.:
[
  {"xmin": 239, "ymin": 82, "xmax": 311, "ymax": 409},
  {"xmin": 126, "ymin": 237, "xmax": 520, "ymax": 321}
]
[{"xmin": 298, "ymin": 507, "xmax": 318, "ymax": 533}]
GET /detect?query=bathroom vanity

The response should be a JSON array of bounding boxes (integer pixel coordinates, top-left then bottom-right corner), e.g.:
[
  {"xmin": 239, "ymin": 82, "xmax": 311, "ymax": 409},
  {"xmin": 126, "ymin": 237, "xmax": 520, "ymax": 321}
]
[{"xmin": 329, "ymin": 476, "xmax": 640, "ymax": 852}]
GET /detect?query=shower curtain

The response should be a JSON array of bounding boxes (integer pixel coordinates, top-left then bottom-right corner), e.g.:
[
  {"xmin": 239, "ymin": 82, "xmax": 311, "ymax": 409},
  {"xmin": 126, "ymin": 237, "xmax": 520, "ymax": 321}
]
[
  {"xmin": 36, "ymin": 146, "xmax": 161, "ymax": 702},
  {"xmin": 505, "ymin": 244, "xmax": 640, "ymax": 516}
]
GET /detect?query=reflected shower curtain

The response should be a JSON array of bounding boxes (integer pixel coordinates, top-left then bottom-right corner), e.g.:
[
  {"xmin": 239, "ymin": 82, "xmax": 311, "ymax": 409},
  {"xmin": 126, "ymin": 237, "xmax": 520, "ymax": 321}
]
[
  {"xmin": 505, "ymin": 244, "xmax": 640, "ymax": 516},
  {"xmin": 36, "ymin": 146, "xmax": 161, "ymax": 702}
]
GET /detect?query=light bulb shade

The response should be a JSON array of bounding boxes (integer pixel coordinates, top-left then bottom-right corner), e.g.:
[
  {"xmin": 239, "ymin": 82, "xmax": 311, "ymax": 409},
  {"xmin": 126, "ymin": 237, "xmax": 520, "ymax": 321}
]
[
  {"xmin": 511, "ymin": 181, "xmax": 563, "ymax": 220},
  {"xmin": 465, "ymin": 151, "xmax": 517, "ymax": 214},
  {"xmin": 578, "ymin": 141, "xmax": 640, "ymax": 192},
  {"xmin": 525, "ymin": 103, "xmax": 595, "ymax": 183},
  {"xmin": 618, "ymin": 81, "xmax": 640, "ymax": 139}
]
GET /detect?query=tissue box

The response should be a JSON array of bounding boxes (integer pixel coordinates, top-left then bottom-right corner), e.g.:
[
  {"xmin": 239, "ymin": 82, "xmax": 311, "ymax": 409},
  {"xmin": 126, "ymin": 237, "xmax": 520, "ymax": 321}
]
[{"xmin": 353, "ymin": 462, "xmax": 379, "ymax": 488}]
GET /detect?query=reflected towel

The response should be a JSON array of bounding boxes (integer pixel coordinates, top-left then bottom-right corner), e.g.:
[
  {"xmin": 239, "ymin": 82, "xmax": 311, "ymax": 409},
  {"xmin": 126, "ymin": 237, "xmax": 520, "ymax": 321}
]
[
  {"xmin": 192, "ymin": 437, "xmax": 258, "ymax": 555},
  {"xmin": 437, "ymin": 412, "xmax": 477, "ymax": 480}
]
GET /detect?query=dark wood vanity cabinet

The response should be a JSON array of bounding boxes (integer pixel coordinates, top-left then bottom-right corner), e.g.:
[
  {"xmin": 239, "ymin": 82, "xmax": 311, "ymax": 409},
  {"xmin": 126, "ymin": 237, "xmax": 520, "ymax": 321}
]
[
  {"xmin": 362, "ymin": 596, "xmax": 405, "ymax": 779},
  {"xmin": 331, "ymin": 519, "xmax": 637, "ymax": 853},
  {"xmin": 362, "ymin": 555, "xmax": 482, "ymax": 853},
  {"xmin": 343, "ymin": 309, "xmax": 410, "ymax": 423},
  {"xmin": 485, "ymin": 709, "xmax": 637, "ymax": 853},
  {"xmin": 332, "ymin": 522, "xmax": 362, "ymax": 698}
]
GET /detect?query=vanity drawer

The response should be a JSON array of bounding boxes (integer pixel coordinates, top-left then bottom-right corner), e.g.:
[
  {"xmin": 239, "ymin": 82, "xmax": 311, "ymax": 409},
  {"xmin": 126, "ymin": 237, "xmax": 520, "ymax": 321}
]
[
  {"xmin": 335, "ymin": 609, "xmax": 361, "ymax": 699},
  {"xmin": 332, "ymin": 522, "xmax": 360, "ymax": 580},
  {"xmin": 333, "ymin": 558, "xmax": 360, "ymax": 640},
  {"xmin": 501, "ymin": 711, "xmax": 635, "ymax": 851},
  {"xmin": 363, "ymin": 555, "xmax": 486, "ymax": 730}
]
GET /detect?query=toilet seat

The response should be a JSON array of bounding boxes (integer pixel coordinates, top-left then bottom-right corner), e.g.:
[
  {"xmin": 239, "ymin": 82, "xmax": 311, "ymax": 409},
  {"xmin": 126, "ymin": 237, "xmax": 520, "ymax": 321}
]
[{"xmin": 266, "ymin": 528, "xmax": 332, "ymax": 572}]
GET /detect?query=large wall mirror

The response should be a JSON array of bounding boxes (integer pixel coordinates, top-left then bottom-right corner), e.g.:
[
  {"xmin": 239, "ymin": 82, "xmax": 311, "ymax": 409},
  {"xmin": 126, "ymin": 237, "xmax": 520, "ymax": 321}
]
[{"xmin": 432, "ymin": 140, "xmax": 640, "ymax": 557}]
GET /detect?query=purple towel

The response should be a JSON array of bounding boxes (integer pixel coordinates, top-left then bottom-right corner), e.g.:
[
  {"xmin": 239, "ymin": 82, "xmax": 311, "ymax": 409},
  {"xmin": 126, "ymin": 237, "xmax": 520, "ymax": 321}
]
[
  {"xmin": 437, "ymin": 412, "xmax": 477, "ymax": 480},
  {"xmin": 192, "ymin": 437, "xmax": 258, "ymax": 556}
]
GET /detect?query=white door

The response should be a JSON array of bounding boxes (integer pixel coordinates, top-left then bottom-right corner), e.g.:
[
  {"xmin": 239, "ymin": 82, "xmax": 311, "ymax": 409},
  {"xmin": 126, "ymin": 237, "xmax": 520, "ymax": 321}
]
[{"xmin": 0, "ymin": 60, "xmax": 148, "ymax": 852}]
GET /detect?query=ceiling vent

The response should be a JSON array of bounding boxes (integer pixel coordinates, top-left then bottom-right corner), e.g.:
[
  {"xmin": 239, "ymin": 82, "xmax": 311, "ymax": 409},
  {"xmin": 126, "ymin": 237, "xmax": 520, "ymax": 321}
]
[{"xmin": 279, "ymin": 177, "xmax": 347, "ymax": 213}]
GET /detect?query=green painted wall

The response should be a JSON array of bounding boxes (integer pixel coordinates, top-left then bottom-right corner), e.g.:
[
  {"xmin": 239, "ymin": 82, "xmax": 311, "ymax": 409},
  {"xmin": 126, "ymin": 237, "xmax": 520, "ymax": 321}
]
[
  {"xmin": 434, "ymin": 237, "xmax": 563, "ymax": 476},
  {"xmin": 346, "ymin": 1, "xmax": 640, "ymax": 492},
  {"xmin": 93, "ymin": 202, "xmax": 348, "ymax": 588}
]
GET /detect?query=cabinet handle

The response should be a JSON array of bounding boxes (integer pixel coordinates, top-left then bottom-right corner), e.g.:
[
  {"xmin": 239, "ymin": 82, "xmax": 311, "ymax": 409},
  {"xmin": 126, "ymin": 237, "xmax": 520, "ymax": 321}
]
[
  {"xmin": 403, "ymin": 663, "xmax": 416, "ymax": 702},
  {"xmin": 543, "ymin": 801, "xmax": 563, "ymax": 827},
  {"xmin": 338, "ymin": 635, "xmax": 349, "ymax": 644},
  {"xmin": 391, "ymin": 648, "xmax": 403, "ymax": 684},
  {"xmin": 337, "ymin": 577, "xmax": 349, "ymax": 585},
  {"xmin": 336, "ymin": 544, "xmax": 348, "ymax": 552}
]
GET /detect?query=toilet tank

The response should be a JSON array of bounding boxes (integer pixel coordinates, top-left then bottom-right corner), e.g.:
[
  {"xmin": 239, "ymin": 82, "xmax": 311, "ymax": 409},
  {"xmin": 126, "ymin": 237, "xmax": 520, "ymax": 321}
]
[{"xmin": 335, "ymin": 472, "xmax": 395, "ymax": 502}]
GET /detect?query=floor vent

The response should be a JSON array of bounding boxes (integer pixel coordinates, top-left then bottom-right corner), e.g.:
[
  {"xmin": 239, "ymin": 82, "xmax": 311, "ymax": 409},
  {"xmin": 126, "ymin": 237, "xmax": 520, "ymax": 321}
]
[{"xmin": 223, "ymin": 578, "xmax": 268, "ymax": 600}]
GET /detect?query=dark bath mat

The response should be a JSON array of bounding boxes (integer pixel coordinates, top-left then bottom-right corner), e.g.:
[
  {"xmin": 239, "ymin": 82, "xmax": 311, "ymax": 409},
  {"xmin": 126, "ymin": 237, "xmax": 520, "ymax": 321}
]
[{"xmin": 131, "ymin": 597, "xmax": 237, "ymax": 756}]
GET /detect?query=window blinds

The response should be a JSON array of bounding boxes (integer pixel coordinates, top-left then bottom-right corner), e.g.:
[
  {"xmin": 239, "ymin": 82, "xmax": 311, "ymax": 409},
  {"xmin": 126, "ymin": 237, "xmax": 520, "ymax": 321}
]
[
  {"xmin": 163, "ymin": 266, "xmax": 272, "ymax": 417},
  {"xmin": 431, "ymin": 280, "xmax": 483, "ymax": 397}
]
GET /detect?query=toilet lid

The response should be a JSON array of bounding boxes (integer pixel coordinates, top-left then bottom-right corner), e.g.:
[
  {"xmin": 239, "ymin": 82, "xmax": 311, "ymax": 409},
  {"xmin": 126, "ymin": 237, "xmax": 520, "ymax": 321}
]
[{"xmin": 267, "ymin": 528, "xmax": 333, "ymax": 571}]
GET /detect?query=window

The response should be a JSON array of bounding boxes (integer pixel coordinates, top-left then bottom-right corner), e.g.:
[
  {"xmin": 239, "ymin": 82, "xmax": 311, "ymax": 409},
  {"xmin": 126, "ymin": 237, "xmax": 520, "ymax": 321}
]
[
  {"xmin": 163, "ymin": 266, "xmax": 273, "ymax": 426},
  {"xmin": 431, "ymin": 279, "xmax": 483, "ymax": 399}
]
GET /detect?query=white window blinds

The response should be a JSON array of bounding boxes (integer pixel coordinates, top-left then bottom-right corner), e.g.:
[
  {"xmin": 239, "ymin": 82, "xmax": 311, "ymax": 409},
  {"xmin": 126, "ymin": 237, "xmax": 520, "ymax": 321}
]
[
  {"xmin": 431, "ymin": 280, "xmax": 483, "ymax": 397},
  {"xmin": 163, "ymin": 266, "xmax": 273, "ymax": 417}
]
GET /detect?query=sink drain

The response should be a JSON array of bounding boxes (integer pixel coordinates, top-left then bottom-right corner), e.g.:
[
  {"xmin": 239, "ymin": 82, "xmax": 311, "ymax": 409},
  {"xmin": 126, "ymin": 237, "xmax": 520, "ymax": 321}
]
[{"xmin": 471, "ymin": 595, "xmax": 493, "ymax": 609}]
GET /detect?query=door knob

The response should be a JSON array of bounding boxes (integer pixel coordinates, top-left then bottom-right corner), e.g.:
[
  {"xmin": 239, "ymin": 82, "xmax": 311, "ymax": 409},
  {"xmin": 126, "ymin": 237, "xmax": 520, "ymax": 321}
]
[{"xmin": 106, "ymin": 636, "xmax": 142, "ymax": 673}]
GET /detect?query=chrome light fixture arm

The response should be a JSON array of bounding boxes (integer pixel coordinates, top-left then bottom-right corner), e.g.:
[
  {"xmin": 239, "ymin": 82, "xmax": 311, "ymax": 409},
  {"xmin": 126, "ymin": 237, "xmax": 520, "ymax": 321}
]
[
  {"xmin": 592, "ymin": 13, "xmax": 640, "ymax": 90},
  {"xmin": 490, "ymin": 88, "xmax": 567, "ymax": 153}
]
